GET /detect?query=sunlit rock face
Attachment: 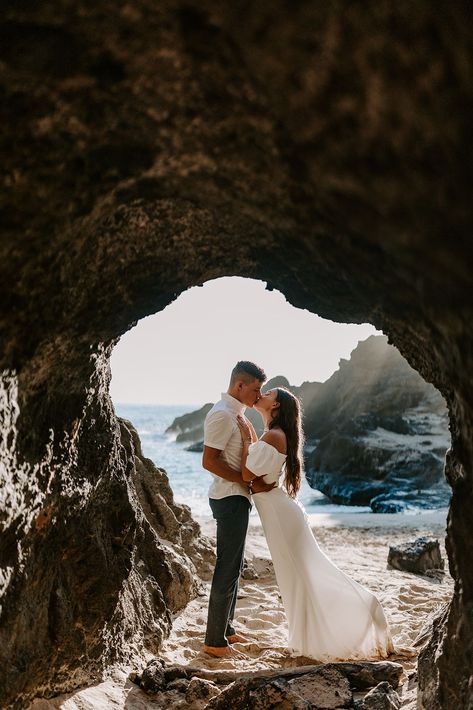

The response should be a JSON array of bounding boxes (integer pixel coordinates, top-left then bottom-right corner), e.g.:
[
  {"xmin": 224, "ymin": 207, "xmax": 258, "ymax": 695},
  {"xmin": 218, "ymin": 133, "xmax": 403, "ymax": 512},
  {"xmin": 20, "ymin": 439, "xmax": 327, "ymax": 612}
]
[
  {"xmin": 1, "ymin": 2, "xmax": 471, "ymax": 708},
  {"xmin": 0, "ymin": 366, "xmax": 213, "ymax": 706},
  {"xmin": 305, "ymin": 335, "xmax": 451, "ymax": 513}
]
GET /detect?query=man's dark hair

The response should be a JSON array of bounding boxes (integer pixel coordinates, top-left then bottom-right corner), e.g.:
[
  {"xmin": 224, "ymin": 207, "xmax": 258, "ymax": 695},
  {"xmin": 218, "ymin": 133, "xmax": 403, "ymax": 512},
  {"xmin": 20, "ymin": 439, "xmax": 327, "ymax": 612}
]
[{"xmin": 230, "ymin": 361, "xmax": 267, "ymax": 384}]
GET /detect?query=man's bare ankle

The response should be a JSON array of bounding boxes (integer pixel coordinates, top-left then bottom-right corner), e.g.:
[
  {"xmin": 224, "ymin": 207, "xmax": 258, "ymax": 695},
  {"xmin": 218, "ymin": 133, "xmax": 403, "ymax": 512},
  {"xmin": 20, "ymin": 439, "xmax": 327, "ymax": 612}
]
[
  {"xmin": 226, "ymin": 633, "xmax": 249, "ymax": 644},
  {"xmin": 203, "ymin": 644, "xmax": 232, "ymax": 657}
]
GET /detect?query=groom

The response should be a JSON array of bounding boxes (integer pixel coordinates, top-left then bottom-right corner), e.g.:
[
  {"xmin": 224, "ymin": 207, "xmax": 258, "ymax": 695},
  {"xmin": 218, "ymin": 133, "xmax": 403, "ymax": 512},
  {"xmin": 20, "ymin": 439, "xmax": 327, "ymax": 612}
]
[{"xmin": 202, "ymin": 360, "xmax": 274, "ymax": 657}]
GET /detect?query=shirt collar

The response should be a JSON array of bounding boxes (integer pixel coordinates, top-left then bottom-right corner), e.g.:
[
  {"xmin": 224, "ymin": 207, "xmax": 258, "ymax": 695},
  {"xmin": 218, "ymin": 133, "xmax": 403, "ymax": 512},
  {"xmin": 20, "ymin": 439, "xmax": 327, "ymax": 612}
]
[{"xmin": 221, "ymin": 392, "xmax": 246, "ymax": 415}]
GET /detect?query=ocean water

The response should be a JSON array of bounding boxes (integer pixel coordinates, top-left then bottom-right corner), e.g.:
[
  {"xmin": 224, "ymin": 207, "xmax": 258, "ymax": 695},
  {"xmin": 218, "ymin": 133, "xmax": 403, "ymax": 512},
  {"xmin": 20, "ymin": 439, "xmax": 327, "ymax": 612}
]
[{"xmin": 115, "ymin": 402, "xmax": 372, "ymax": 518}]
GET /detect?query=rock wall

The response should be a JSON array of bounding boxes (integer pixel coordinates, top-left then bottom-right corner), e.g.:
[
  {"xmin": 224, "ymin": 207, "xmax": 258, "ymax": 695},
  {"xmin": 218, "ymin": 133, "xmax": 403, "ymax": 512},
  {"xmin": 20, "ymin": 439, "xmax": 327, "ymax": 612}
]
[
  {"xmin": 1, "ymin": 2, "xmax": 472, "ymax": 708},
  {"xmin": 0, "ymin": 356, "xmax": 213, "ymax": 707}
]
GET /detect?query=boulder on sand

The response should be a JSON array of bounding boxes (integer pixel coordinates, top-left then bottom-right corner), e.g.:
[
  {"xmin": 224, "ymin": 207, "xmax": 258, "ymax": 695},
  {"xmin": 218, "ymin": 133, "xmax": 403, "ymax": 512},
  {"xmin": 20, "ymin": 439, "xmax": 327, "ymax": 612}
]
[{"xmin": 387, "ymin": 537, "xmax": 444, "ymax": 575}]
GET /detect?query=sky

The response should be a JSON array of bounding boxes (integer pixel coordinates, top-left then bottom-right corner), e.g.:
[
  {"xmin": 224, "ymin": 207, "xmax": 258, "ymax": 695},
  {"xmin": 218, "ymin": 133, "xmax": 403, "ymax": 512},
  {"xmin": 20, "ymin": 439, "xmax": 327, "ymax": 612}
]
[{"xmin": 110, "ymin": 277, "xmax": 382, "ymax": 405}]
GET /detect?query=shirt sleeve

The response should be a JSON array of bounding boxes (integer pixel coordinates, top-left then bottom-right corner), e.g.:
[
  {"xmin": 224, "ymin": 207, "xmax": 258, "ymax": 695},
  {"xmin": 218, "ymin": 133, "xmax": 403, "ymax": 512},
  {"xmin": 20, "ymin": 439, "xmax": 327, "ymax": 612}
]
[
  {"xmin": 204, "ymin": 410, "xmax": 235, "ymax": 450},
  {"xmin": 246, "ymin": 441, "xmax": 282, "ymax": 477}
]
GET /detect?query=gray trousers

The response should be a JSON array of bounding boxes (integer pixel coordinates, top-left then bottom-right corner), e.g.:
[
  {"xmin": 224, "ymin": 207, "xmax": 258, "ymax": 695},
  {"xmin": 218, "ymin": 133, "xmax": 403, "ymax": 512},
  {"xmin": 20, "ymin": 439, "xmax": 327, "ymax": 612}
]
[{"xmin": 204, "ymin": 495, "xmax": 251, "ymax": 647}]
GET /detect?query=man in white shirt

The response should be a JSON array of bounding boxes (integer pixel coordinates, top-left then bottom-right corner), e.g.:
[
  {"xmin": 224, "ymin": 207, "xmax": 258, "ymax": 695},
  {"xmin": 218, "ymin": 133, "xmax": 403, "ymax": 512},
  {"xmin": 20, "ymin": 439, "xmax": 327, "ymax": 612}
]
[{"xmin": 202, "ymin": 361, "xmax": 275, "ymax": 657}]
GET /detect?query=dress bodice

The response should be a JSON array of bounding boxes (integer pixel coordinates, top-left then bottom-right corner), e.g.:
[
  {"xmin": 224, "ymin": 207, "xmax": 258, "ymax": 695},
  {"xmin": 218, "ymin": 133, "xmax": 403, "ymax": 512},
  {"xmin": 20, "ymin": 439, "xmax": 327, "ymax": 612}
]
[{"xmin": 247, "ymin": 440, "xmax": 287, "ymax": 485}]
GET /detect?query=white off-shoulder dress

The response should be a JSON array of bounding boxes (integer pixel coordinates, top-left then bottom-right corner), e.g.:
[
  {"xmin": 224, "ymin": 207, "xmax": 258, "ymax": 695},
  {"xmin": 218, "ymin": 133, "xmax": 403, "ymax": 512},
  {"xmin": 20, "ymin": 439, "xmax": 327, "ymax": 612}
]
[{"xmin": 247, "ymin": 440, "xmax": 394, "ymax": 661}]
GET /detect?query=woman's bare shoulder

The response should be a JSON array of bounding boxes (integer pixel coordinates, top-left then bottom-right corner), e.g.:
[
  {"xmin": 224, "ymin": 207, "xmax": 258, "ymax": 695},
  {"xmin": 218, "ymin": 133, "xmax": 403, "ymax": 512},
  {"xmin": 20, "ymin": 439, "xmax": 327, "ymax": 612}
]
[{"xmin": 261, "ymin": 427, "xmax": 287, "ymax": 454}]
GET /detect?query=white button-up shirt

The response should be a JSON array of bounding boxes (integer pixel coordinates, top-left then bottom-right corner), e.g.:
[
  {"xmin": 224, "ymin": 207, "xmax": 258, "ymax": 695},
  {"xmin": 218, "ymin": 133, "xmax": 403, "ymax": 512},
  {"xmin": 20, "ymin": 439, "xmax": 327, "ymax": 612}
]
[{"xmin": 204, "ymin": 392, "xmax": 251, "ymax": 501}]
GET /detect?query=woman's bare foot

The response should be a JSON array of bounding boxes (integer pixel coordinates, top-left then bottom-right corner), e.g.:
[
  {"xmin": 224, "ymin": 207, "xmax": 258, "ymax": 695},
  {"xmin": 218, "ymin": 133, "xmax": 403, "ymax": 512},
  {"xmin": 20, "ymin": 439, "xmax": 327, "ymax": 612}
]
[
  {"xmin": 226, "ymin": 633, "xmax": 249, "ymax": 644},
  {"xmin": 203, "ymin": 644, "xmax": 246, "ymax": 658}
]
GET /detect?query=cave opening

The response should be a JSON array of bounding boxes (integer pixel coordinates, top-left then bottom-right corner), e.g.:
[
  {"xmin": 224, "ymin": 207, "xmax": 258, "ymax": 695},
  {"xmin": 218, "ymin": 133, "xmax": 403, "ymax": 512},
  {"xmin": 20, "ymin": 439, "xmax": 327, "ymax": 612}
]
[
  {"xmin": 104, "ymin": 275, "xmax": 453, "ymax": 689},
  {"xmin": 0, "ymin": 259, "xmax": 462, "ymax": 710},
  {"xmin": 109, "ymin": 275, "xmax": 451, "ymax": 521},
  {"xmin": 110, "ymin": 275, "xmax": 379, "ymax": 516},
  {"xmin": 0, "ymin": 232, "xmax": 464, "ymax": 710}
]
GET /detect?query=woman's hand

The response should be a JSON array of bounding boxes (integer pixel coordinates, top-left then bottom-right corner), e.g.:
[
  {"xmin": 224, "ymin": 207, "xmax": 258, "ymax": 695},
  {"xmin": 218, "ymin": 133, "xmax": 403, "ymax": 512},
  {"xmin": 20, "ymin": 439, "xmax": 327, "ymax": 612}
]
[
  {"xmin": 236, "ymin": 414, "xmax": 252, "ymax": 442},
  {"xmin": 251, "ymin": 476, "xmax": 277, "ymax": 493},
  {"xmin": 246, "ymin": 418, "xmax": 259, "ymax": 443}
]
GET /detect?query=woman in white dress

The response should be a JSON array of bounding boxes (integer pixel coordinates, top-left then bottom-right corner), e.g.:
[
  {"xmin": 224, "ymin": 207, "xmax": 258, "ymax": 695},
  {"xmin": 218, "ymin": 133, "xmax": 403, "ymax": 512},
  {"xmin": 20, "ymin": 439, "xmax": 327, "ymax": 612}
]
[{"xmin": 236, "ymin": 387, "xmax": 394, "ymax": 662}]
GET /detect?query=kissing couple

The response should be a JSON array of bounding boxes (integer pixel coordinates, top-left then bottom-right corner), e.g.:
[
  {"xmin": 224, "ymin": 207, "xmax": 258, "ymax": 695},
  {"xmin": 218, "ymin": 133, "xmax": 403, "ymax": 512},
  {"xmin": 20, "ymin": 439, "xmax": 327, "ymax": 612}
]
[{"xmin": 202, "ymin": 361, "xmax": 394, "ymax": 661}]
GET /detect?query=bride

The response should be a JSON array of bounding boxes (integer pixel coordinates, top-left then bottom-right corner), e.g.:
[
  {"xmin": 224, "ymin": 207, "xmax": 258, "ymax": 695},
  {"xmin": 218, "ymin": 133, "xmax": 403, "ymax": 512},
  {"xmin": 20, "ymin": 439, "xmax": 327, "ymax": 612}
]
[{"xmin": 236, "ymin": 387, "xmax": 394, "ymax": 661}]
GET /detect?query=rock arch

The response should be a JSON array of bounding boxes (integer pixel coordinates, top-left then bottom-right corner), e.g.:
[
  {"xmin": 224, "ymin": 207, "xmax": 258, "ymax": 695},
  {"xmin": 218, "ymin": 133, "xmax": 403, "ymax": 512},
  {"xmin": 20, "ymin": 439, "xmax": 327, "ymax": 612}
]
[{"xmin": 1, "ymin": 2, "xmax": 471, "ymax": 708}]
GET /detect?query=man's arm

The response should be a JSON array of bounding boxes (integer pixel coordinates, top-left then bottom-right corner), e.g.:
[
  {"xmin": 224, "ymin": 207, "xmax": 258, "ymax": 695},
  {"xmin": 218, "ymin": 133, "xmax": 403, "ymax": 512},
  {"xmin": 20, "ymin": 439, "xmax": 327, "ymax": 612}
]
[
  {"xmin": 202, "ymin": 445, "xmax": 248, "ymax": 486},
  {"xmin": 251, "ymin": 475, "xmax": 275, "ymax": 493}
]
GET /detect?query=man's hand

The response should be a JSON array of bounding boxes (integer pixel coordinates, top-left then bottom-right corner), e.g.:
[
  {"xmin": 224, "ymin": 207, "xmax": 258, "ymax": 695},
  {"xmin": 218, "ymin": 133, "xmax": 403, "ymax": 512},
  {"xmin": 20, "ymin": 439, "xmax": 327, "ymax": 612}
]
[{"xmin": 251, "ymin": 477, "xmax": 276, "ymax": 494}]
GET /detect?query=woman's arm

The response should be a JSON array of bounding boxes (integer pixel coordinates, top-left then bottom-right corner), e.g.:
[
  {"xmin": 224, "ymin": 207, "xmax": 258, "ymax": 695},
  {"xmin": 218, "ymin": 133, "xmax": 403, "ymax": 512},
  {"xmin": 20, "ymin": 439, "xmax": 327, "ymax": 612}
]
[
  {"xmin": 236, "ymin": 416, "xmax": 275, "ymax": 492},
  {"xmin": 240, "ymin": 438, "xmax": 257, "ymax": 482},
  {"xmin": 236, "ymin": 418, "xmax": 257, "ymax": 482},
  {"xmin": 246, "ymin": 418, "xmax": 258, "ymax": 443}
]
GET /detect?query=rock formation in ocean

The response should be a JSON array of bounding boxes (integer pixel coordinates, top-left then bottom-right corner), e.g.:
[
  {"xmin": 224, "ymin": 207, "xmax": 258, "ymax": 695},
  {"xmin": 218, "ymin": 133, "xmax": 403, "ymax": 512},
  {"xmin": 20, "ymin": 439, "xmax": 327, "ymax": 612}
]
[
  {"xmin": 304, "ymin": 335, "xmax": 450, "ymax": 512},
  {"xmin": 1, "ymin": 2, "xmax": 471, "ymax": 708},
  {"xmin": 165, "ymin": 403, "xmax": 213, "ymax": 443}
]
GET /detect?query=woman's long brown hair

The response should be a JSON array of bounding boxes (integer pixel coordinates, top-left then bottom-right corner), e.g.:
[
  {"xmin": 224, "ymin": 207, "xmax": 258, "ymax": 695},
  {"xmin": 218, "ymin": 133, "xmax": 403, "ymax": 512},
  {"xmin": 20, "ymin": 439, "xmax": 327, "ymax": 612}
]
[{"xmin": 269, "ymin": 387, "xmax": 304, "ymax": 498}]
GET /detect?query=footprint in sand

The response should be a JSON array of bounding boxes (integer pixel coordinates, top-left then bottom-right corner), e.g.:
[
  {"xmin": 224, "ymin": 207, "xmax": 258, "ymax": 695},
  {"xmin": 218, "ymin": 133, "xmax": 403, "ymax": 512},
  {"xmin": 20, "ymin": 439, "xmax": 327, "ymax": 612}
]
[
  {"xmin": 251, "ymin": 610, "xmax": 286, "ymax": 623},
  {"xmin": 241, "ymin": 583, "xmax": 267, "ymax": 596},
  {"xmin": 244, "ymin": 618, "xmax": 281, "ymax": 630},
  {"xmin": 174, "ymin": 628, "xmax": 204, "ymax": 639}
]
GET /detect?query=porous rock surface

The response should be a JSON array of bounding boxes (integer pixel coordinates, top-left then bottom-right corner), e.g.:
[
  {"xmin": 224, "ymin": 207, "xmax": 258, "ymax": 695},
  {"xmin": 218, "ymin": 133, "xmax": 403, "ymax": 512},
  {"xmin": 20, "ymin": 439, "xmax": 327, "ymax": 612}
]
[
  {"xmin": 0, "ymin": 2, "xmax": 472, "ymax": 709},
  {"xmin": 354, "ymin": 681, "xmax": 401, "ymax": 710},
  {"xmin": 187, "ymin": 662, "xmax": 399, "ymax": 709}
]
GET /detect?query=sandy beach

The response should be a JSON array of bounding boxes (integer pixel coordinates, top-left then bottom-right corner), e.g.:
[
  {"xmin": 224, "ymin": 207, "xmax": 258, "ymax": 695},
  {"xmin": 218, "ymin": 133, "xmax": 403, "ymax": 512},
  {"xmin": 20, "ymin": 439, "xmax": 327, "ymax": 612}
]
[
  {"xmin": 162, "ymin": 511, "xmax": 452, "ymax": 673},
  {"xmin": 30, "ymin": 510, "xmax": 453, "ymax": 709}
]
